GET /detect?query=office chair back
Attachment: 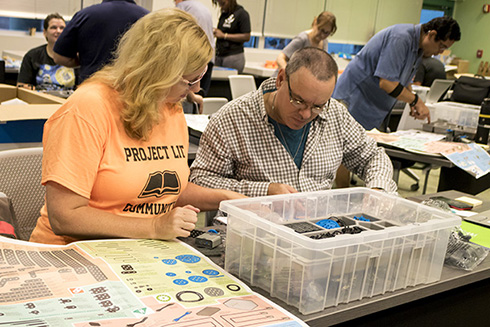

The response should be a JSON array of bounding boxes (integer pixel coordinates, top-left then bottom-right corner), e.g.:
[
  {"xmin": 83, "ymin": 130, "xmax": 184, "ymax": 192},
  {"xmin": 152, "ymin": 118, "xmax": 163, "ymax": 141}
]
[
  {"xmin": 0, "ymin": 147, "xmax": 44, "ymax": 240},
  {"xmin": 228, "ymin": 75, "xmax": 257, "ymax": 99},
  {"xmin": 0, "ymin": 60, "xmax": 5, "ymax": 84},
  {"xmin": 202, "ymin": 97, "xmax": 228, "ymax": 115}
]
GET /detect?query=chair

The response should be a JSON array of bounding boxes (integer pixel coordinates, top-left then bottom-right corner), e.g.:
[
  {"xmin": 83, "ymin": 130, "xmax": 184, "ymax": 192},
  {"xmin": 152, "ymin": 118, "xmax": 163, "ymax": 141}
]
[
  {"xmin": 228, "ymin": 75, "xmax": 257, "ymax": 99},
  {"xmin": 393, "ymin": 79, "xmax": 452, "ymax": 193},
  {"xmin": 202, "ymin": 97, "xmax": 228, "ymax": 115},
  {"xmin": 0, "ymin": 60, "xmax": 5, "ymax": 84},
  {"xmin": 0, "ymin": 147, "xmax": 44, "ymax": 240}
]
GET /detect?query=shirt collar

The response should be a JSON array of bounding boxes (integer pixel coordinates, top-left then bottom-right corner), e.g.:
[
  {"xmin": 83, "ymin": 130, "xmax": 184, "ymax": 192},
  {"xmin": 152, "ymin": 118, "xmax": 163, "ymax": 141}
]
[{"xmin": 413, "ymin": 24, "xmax": 422, "ymax": 55}]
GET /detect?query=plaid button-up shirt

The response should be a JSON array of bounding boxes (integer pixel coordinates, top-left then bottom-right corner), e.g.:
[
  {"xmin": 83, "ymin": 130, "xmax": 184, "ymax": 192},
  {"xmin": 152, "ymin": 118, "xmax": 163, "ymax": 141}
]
[{"xmin": 190, "ymin": 78, "xmax": 397, "ymax": 196}]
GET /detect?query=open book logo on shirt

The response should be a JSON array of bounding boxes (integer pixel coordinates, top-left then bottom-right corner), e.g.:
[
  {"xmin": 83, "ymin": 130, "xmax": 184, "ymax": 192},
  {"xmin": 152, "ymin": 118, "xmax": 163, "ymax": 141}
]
[{"xmin": 139, "ymin": 171, "xmax": 181, "ymax": 198}]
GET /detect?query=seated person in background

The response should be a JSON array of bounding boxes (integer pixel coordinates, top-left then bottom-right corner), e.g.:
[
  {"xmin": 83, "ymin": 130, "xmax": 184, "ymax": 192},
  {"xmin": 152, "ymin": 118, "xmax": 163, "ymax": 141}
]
[
  {"xmin": 190, "ymin": 47, "xmax": 397, "ymax": 196},
  {"xmin": 413, "ymin": 57, "xmax": 446, "ymax": 87},
  {"xmin": 17, "ymin": 13, "xmax": 76, "ymax": 91},
  {"xmin": 276, "ymin": 11, "xmax": 337, "ymax": 70},
  {"xmin": 29, "ymin": 9, "xmax": 244, "ymax": 245}
]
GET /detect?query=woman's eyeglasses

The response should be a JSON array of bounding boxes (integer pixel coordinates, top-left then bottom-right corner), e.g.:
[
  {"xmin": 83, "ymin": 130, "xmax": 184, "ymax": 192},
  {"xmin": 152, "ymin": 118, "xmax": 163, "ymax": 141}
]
[{"xmin": 182, "ymin": 66, "xmax": 208, "ymax": 87}]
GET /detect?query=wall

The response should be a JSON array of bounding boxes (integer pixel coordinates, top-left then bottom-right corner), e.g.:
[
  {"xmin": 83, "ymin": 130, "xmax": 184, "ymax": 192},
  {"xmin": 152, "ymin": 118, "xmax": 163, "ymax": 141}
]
[
  {"xmin": 452, "ymin": 0, "xmax": 490, "ymax": 73},
  {"xmin": 0, "ymin": 31, "xmax": 45, "ymax": 57}
]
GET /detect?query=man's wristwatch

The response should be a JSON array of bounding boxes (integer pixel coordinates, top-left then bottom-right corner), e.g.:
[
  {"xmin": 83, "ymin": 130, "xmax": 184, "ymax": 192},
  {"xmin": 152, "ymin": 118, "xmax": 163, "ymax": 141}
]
[{"xmin": 409, "ymin": 93, "xmax": 418, "ymax": 107}]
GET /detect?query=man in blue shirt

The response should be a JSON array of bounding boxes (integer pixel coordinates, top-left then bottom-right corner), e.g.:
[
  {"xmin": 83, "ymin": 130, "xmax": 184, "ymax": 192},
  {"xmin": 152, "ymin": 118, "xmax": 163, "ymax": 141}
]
[
  {"xmin": 53, "ymin": 0, "xmax": 148, "ymax": 83},
  {"xmin": 333, "ymin": 17, "xmax": 461, "ymax": 130}
]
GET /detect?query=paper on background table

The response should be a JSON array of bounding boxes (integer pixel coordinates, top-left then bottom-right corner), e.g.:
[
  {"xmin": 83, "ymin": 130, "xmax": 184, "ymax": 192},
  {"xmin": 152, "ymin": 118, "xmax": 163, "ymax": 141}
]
[
  {"xmin": 441, "ymin": 142, "xmax": 490, "ymax": 178},
  {"xmin": 185, "ymin": 114, "xmax": 210, "ymax": 133},
  {"xmin": 1, "ymin": 98, "xmax": 28, "ymax": 105},
  {"xmin": 367, "ymin": 129, "xmax": 490, "ymax": 178}
]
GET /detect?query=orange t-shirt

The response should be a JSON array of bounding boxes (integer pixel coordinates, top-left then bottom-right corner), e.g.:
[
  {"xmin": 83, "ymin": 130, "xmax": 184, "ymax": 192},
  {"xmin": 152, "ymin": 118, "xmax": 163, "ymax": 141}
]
[{"xmin": 29, "ymin": 82, "xmax": 190, "ymax": 245}]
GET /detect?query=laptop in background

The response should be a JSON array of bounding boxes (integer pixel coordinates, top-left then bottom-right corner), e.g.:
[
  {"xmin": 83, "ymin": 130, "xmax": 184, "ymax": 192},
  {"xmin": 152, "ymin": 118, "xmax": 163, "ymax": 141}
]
[{"xmin": 426, "ymin": 79, "xmax": 454, "ymax": 104}]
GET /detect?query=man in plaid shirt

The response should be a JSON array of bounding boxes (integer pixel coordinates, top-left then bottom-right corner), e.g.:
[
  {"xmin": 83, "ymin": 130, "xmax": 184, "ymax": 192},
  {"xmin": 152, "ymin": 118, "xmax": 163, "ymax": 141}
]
[{"xmin": 190, "ymin": 47, "xmax": 397, "ymax": 197}]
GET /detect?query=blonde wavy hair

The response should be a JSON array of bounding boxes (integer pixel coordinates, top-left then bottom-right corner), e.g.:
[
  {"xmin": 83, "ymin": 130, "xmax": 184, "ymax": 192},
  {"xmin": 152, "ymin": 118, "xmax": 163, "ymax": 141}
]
[{"xmin": 88, "ymin": 8, "xmax": 213, "ymax": 140}]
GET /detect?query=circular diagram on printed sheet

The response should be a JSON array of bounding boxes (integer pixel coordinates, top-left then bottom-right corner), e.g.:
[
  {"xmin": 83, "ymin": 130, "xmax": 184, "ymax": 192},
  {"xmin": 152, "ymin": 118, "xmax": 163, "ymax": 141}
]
[
  {"xmin": 175, "ymin": 255, "xmax": 201, "ymax": 264},
  {"xmin": 162, "ymin": 259, "xmax": 177, "ymax": 265},
  {"xmin": 189, "ymin": 276, "xmax": 208, "ymax": 283},
  {"xmin": 204, "ymin": 287, "xmax": 224, "ymax": 297},
  {"xmin": 173, "ymin": 279, "xmax": 189, "ymax": 285},
  {"xmin": 202, "ymin": 269, "xmax": 220, "ymax": 276}
]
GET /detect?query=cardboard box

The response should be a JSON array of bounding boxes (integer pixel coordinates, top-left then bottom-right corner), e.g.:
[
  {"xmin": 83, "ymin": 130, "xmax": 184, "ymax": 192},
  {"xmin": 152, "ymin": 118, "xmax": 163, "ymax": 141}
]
[
  {"xmin": 457, "ymin": 60, "xmax": 469, "ymax": 73},
  {"xmin": 0, "ymin": 84, "xmax": 65, "ymax": 143}
]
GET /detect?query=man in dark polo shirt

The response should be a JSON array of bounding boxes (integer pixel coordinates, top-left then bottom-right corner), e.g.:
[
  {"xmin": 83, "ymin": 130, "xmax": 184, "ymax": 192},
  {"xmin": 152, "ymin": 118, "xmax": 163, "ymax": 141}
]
[{"xmin": 53, "ymin": 0, "xmax": 148, "ymax": 83}]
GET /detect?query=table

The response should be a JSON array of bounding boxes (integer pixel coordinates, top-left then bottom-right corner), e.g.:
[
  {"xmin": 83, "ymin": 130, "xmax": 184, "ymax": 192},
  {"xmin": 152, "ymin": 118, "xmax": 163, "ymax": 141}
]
[{"xmin": 243, "ymin": 62, "xmax": 276, "ymax": 78}]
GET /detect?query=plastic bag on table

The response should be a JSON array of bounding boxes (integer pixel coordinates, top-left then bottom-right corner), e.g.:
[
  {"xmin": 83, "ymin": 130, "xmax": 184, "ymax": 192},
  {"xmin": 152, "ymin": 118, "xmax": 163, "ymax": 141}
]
[{"xmin": 444, "ymin": 227, "xmax": 488, "ymax": 271}]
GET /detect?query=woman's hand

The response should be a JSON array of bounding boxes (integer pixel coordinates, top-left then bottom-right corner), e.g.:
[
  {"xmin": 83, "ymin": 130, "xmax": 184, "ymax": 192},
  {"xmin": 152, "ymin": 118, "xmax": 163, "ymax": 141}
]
[{"xmin": 152, "ymin": 205, "xmax": 199, "ymax": 239}]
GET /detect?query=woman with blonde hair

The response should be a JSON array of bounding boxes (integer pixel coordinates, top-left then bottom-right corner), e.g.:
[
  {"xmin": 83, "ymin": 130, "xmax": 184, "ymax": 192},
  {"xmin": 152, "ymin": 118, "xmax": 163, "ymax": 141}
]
[
  {"xmin": 30, "ymin": 8, "xmax": 244, "ymax": 245},
  {"xmin": 276, "ymin": 11, "xmax": 337, "ymax": 70}
]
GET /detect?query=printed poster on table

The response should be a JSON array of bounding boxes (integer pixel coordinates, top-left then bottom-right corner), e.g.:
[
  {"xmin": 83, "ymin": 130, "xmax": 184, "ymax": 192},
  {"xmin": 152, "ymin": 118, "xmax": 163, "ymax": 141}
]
[{"xmin": 0, "ymin": 237, "xmax": 307, "ymax": 327}]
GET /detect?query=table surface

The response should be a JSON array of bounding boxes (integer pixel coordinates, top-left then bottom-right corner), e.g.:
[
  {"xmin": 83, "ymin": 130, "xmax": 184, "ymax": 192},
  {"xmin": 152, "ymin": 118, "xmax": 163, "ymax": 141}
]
[{"xmin": 382, "ymin": 145, "xmax": 454, "ymax": 168}]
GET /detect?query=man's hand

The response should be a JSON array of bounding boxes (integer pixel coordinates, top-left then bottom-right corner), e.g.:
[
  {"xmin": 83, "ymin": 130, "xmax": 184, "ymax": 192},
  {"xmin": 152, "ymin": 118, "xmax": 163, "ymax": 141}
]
[
  {"xmin": 410, "ymin": 100, "xmax": 431, "ymax": 123},
  {"xmin": 267, "ymin": 183, "xmax": 298, "ymax": 195}
]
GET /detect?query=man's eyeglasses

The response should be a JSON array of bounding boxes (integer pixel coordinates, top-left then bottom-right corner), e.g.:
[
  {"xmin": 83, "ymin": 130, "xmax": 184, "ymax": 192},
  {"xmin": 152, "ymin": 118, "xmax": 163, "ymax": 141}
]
[
  {"xmin": 438, "ymin": 40, "xmax": 452, "ymax": 51},
  {"xmin": 287, "ymin": 75, "xmax": 330, "ymax": 114},
  {"xmin": 181, "ymin": 65, "xmax": 208, "ymax": 88}
]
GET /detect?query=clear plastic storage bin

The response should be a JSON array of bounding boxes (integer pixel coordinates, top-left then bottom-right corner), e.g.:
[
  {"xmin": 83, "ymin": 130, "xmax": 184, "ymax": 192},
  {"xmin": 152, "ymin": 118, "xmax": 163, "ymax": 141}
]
[
  {"xmin": 220, "ymin": 188, "xmax": 460, "ymax": 315},
  {"xmin": 431, "ymin": 101, "xmax": 480, "ymax": 128}
]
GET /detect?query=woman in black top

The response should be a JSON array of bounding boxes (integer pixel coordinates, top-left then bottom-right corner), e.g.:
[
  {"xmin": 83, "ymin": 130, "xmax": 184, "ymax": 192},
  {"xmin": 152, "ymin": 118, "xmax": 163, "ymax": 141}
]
[{"xmin": 212, "ymin": 0, "xmax": 251, "ymax": 73}]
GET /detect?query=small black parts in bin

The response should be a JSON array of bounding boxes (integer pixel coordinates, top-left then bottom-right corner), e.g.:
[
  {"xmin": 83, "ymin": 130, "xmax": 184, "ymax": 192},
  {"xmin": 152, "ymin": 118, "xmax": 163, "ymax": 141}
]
[
  {"xmin": 195, "ymin": 230, "xmax": 222, "ymax": 249},
  {"xmin": 284, "ymin": 221, "xmax": 322, "ymax": 233}
]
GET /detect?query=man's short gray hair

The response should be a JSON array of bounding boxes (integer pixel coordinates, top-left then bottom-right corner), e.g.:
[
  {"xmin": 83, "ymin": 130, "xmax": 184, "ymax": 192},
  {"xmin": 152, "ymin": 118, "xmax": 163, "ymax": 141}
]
[{"xmin": 285, "ymin": 47, "xmax": 338, "ymax": 82}]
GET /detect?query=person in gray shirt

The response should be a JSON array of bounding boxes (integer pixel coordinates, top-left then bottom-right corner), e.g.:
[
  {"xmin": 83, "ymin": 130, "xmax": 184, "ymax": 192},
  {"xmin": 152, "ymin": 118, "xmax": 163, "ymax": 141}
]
[
  {"xmin": 175, "ymin": 0, "xmax": 215, "ymax": 96},
  {"xmin": 276, "ymin": 11, "xmax": 337, "ymax": 70},
  {"xmin": 413, "ymin": 57, "xmax": 446, "ymax": 87}
]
